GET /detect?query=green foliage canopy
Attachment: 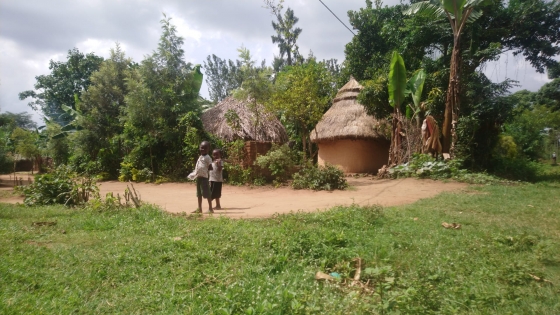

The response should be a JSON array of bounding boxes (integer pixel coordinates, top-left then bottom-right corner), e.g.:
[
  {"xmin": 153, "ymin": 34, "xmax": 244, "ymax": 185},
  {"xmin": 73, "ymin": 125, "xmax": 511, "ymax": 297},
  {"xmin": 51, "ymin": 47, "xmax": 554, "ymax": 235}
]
[
  {"xmin": 18, "ymin": 48, "xmax": 103, "ymax": 125},
  {"xmin": 121, "ymin": 16, "xmax": 203, "ymax": 179},
  {"xmin": 270, "ymin": 59, "xmax": 335, "ymax": 157}
]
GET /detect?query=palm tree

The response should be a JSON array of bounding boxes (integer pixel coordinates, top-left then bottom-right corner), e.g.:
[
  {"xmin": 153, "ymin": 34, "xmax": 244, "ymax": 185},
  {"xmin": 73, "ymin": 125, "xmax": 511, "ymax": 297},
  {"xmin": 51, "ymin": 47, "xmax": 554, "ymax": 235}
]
[{"xmin": 405, "ymin": 0, "xmax": 485, "ymax": 157}]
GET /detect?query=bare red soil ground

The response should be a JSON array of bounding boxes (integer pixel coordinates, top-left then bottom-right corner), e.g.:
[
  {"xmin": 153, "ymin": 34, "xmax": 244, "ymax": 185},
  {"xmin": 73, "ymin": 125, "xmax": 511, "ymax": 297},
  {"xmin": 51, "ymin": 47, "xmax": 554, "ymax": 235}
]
[{"xmin": 0, "ymin": 174, "xmax": 466, "ymax": 219}]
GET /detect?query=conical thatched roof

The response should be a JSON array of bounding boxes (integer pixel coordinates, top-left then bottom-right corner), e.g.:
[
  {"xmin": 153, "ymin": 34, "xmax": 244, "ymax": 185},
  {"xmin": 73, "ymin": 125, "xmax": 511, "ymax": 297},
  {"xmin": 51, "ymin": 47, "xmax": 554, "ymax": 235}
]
[
  {"xmin": 310, "ymin": 77, "xmax": 386, "ymax": 143},
  {"xmin": 202, "ymin": 96, "xmax": 288, "ymax": 143}
]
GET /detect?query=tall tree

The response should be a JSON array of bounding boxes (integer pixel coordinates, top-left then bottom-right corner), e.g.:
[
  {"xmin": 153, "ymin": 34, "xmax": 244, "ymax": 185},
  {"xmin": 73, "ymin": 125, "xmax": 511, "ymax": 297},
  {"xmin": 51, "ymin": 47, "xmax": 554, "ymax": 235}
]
[
  {"xmin": 19, "ymin": 48, "xmax": 103, "ymax": 125},
  {"xmin": 536, "ymin": 78, "xmax": 560, "ymax": 111},
  {"xmin": 123, "ymin": 15, "xmax": 202, "ymax": 178},
  {"xmin": 72, "ymin": 44, "xmax": 134, "ymax": 177},
  {"xmin": 0, "ymin": 112, "xmax": 37, "ymax": 130},
  {"xmin": 264, "ymin": 0, "xmax": 302, "ymax": 69},
  {"xmin": 10, "ymin": 127, "xmax": 41, "ymax": 173},
  {"xmin": 203, "ymin": 54, "xmax": 243, "ymax": 103},
  {"xmin": 270, "ymin": 59, "xmax": 335, "ymax": 158},
  {"xmin": 405, "ymin": 0, "xmax": 486, "ymax": 157},
  {"xmin": 233, "ymin": 46, "xmax": 273, "ymax": 139}
]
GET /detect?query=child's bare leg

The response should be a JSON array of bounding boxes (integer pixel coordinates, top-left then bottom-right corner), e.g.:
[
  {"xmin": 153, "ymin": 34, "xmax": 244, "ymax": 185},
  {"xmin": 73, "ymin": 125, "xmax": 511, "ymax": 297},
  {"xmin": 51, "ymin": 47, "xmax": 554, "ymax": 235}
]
[
  {"xmin": 207, "ymin": 198, "xmax": 213, "ymax": 213},
  {"xmin": 215, "ymin": 198, "xmax": 221, "ymax": 209},
  {"xmin": 197, "ymin": 196, "xmax": 202, "ymax": 212}
]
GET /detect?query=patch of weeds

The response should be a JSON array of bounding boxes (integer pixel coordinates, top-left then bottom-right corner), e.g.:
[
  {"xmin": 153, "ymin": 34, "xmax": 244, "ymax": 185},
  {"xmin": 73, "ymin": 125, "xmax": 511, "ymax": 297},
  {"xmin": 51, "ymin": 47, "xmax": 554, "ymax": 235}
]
[
  {"xmin": 390, "ymin": 154, "xmax": 517, "ymax": 184},
  {"xmin": 500, "ymin": 262, "xmax": 535, "ymax": 285},
  {"xmin": 16, "ymin": 165, "xmax": 99, "ymax": 206},
  {"xmin": 494, "ymin": 233, "xmax": 540, "ymax": 252},
  {"xmin": 534, "ymin": 240, "xmax": 560, "ymax": 265},
  {"xmin": 154, "ymin": 176, "xmax": 170, "ymax": 184},
  {"xmin": 252, "ymin": 176, "xmax": 266, "ymax": 186},
  {"xmin": 292, "ymin": 163, "xmax": 347, "ymax": 191}
]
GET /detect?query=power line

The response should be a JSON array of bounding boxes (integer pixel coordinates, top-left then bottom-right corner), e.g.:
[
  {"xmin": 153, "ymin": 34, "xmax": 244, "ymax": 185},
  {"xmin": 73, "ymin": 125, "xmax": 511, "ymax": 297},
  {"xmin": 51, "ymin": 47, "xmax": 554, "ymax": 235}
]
[{"xmin": 317, "ymin": 0, "xmax": 356, "ymax": 36}]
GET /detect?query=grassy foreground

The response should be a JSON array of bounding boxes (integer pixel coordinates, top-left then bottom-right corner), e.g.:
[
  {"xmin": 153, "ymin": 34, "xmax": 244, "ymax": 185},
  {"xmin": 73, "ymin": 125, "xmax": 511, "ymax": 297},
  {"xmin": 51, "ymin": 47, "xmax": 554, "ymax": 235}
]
[{"xmin": 1, "ymin": 181, "xmax": 560, "ymax": 314}]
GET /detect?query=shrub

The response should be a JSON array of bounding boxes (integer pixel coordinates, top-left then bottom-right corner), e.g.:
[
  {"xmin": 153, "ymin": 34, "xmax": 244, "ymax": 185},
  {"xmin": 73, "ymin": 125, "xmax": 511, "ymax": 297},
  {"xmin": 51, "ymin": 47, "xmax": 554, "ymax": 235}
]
[
  {"xmin": 390, "ymin": 154, "xmax": 461, "ymax": 179},
  {"xmin": 118, "ymin": 162, "xmax": 134, "ymax": 182},
  {"xmin": 224, "ymin": 163, "xmax": 251, "ymax": 185},
  {"xmin": 17, "ymin": 165, "xmax": 99, "ymax": 206},
  {"xmin": 255, "ymin": 144, "xmax": 299, "ymax": 182},
  {"xmin": 389, "ymin": 154, "xmax": 522, "ymax": 184},
  {"xmin": 490, "ymin": 157, "xmax": 541, "ymax": 182},
  {"xmin": 292, "ymin": 164, "xmax": 347, "ymax": 191},
  {"xmin": 222, "ymin": 140, "xmax": 251, "ymax": 185},
  {"xmin": 119, "ymin": 163, "xmax": 153, "ymax": 182},
  {"xmin": 132, "ymin": 167, "xmax": 153, "ymax": 182}
]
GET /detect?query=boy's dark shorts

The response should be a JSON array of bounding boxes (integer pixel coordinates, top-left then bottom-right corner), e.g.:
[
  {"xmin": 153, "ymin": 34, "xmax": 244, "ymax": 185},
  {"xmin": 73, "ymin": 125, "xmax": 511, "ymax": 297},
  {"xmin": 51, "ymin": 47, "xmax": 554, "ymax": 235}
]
[
  {"xmin": 196, "ymin": 177, "xmax": 210, "ymax": 198},
  {"xmin": 210, "ymin": 181, "xmax": 222, "ymax": 200}
]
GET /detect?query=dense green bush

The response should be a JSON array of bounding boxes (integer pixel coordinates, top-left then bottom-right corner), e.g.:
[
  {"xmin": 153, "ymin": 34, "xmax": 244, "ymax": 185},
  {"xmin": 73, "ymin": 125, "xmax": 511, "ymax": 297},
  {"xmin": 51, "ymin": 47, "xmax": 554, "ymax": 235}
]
[
  {"xmin": 17, "ymin": 165, "xmax": 99, "ymax": 206},
  {"xmin": 0, "ymin": 154, "xmax": 13, "ymax": 174},
  {"xmin": 292, "ymin": 164, "xmax": 347, "ymax": 191},
  {"xmin": 255, "ymin": 144, "xmax": 299, "ymax": 183},
  {"xmin": 223, "ymin": 163, "xmax": 252, "ymax": 186},
  {"xmin": 220, "ymin": 140, "xmax": 248, "ymax": 185},
  {"xmin": 490, "ymin": 157, "xmax": 542, "ymax": 182}
]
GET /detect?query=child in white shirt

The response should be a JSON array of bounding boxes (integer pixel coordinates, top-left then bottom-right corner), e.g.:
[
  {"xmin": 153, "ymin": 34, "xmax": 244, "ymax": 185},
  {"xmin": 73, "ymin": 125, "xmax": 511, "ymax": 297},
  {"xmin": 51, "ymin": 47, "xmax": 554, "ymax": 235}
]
[
  {"xmin": 190, "ymin": 141, "xmax": 213, "ymax": 213},
  {"xmin": 209, "ymin": 149, "xmax": 224, "ymax": 209}
]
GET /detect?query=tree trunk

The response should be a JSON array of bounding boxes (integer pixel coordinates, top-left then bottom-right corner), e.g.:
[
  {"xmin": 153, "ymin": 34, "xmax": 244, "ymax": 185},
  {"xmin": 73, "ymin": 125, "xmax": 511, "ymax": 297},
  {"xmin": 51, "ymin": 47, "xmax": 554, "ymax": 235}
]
[
  {"xmin": 301, "ymin": 129, "xmax": 307, "ymax": 160},
  {"xmin": 149, "ymin": 142, "xmax": 155, "ymax": 181},
  {"xmin": 307, "ymin": 135, "xmax": 313, "ymax": 160},
  {"xmin": 442, "ymin": 36, "xmax": 461, "ymax": 156}
]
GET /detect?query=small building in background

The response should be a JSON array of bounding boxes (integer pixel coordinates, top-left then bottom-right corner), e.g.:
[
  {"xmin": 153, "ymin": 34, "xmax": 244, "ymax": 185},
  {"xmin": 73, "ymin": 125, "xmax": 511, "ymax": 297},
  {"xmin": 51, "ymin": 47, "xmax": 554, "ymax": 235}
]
[
  {"xmin": 310, "ymin": 77, "xmax": 390, "ymax": 174},
  {"xmin": 201, "ymin": 96, "xmax": 288, "ymax": 167}
]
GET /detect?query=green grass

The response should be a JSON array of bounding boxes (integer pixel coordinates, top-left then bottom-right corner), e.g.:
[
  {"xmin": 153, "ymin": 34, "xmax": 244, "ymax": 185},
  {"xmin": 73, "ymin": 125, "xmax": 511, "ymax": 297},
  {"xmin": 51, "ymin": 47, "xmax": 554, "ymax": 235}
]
[{"xmin": 1, "ymin": 182, "xmax": 560, "ymax": 314}]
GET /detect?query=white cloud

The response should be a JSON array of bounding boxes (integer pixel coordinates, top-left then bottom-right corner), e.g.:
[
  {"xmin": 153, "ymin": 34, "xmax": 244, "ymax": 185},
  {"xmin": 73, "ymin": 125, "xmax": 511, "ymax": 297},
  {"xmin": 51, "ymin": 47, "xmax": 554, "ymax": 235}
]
[{"xmin": 0, "ymin": 0, "xmax": 556, "ymax": 124}]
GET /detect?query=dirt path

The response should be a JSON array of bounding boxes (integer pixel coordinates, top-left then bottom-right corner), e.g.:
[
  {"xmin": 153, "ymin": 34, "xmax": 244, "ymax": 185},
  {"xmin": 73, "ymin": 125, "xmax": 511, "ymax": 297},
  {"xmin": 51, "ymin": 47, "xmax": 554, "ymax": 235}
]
[
  {"xmin": 0, "ymin": 174, "xmax": 467, "ymax": 218},
  {"xmin": 97, "ymin": 178, "xmax": 466, "ymax": 218}
]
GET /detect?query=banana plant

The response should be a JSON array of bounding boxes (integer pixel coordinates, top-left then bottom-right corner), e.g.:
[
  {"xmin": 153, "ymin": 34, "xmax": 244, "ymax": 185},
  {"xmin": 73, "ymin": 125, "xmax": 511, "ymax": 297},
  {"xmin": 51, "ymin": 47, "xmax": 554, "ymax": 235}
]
[
  {"xmin": 51, "ymin": 94, "xmax": 83, "ymax": 139},
  {"xmin": 388, "ymin": 51, "xmax": 407, "ymax": 112},
  {"xmin": 388, "ymin": 51, "xmax": 407, "ymax": 165},
  {"xmin": 388, "ymin": 51, "xmax": 430, "ymax": 164},
  {"xmin": 405, "ymin": 69, "xmax": 426, "ymax": 127},
  {"xmin": 405, "ymin": 0, "xmax": 489, "ymax": 155}
]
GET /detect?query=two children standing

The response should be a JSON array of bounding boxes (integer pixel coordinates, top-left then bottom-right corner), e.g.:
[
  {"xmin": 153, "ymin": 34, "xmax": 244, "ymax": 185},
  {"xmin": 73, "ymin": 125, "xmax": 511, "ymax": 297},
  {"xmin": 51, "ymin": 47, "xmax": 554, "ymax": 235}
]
[{"xmin": 189, "ymin": 141, "xmax": 223, "ymax": 213}]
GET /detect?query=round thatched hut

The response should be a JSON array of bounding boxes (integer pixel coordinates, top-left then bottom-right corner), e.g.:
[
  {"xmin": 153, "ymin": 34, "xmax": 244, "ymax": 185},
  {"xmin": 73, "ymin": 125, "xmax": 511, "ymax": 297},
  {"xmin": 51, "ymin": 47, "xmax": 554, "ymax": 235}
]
[
  {"xmin": 202, "ymin": 97, "xmax": 288, "ymax": 167},
  {"xmin": 310, "ymin": 77, "xmax": 389, "ymax": 174},
  {"xmin": 201, "ymin": 96, "xmax": 288, "ymax": 143}
]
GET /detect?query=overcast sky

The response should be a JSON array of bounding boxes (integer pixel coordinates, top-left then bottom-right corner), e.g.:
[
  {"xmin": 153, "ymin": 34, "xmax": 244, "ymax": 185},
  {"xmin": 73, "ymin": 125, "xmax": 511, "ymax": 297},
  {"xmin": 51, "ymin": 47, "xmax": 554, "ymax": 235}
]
[{"xmin": 0, "ymin": 0, "xmax": 554, "ymax": 123}]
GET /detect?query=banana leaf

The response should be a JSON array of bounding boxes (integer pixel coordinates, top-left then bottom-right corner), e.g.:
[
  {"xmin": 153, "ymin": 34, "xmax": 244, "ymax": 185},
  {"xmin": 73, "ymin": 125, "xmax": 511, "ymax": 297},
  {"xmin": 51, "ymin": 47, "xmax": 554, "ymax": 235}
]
[{"xmin": 388, "ymin": 51, "xmax": 407, "ymax": 110}]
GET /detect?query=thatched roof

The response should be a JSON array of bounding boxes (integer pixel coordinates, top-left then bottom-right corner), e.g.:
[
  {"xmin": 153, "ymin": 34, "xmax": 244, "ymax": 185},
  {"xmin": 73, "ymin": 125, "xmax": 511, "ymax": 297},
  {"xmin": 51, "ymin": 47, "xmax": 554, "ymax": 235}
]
[
  {"xmin": 201, "ymin": 96, "xmax": 288, "ymax": 143},
  {"xmin": 310, "ymin": 77, "xmax": 386, "ymax": 143}
]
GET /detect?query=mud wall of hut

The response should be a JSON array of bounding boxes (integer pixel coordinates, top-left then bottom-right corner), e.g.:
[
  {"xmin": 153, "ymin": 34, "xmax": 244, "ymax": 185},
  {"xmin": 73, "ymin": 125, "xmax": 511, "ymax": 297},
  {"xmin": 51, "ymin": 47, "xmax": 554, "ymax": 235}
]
[{"xmin": 317, "ymin": 139, "xmax": 389, "ymax": 174}]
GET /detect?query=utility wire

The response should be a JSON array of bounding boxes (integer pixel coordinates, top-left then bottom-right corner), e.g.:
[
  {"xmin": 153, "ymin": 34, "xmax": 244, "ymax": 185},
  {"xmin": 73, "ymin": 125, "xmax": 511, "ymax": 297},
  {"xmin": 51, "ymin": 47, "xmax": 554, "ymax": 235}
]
[{"xmin": 318, "ymin": 0, "xmax": 356, "ymax": 36}]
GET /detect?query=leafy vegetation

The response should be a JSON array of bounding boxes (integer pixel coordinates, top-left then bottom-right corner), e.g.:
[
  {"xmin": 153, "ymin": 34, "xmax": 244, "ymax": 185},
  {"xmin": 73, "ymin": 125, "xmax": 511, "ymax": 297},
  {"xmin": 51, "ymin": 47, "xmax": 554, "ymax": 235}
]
[
  {"xmin": 255, "ymin": 144, "xmax": 299, "ymax": 183},
  {"xmin": 389, "ymin": 153, "xmax": 547, "ymax": 184},
  {"xmin": 292, "ymin": 164, "xmax": 347, "ymax": 191},
  {"xmin": 16, "ymin": 165, "xmax": 99, "ymax": 206},
  {"xmin": 2, "ymin": 178, "xmax": 559, "ymax": 313},
  {"xmin": 349, "ymin": 0, "xmax": 560, "ymax": 171},
  {"xmin": 269, "ymin": 59, "xmax": 335, "ymax": 158},
  {"xmin": 18, "ymin": 48, "xmax": 104, "ymax": 126}
]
